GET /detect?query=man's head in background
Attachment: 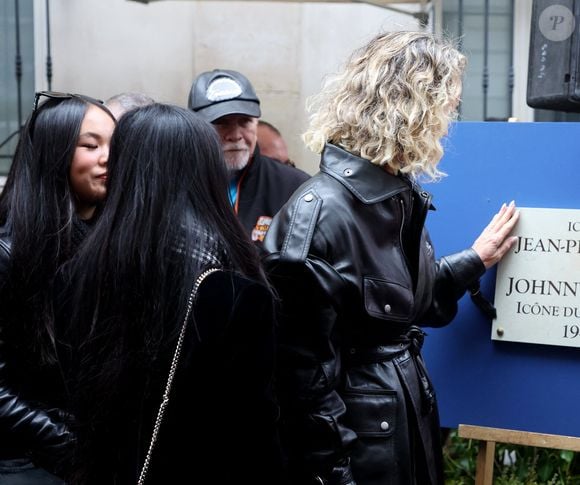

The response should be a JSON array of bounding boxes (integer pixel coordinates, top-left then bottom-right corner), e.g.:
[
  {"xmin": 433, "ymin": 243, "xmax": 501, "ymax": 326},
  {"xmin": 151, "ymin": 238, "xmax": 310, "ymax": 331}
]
[
  {"xmin": 188, "ymin": 69, "xmax": 260, "ymax": 173},
  {"xmin": 257, "ymin": 120, "xmax": 294, "ymax": 167},
  {"xmin": 105, "ymin": 92, "xmax": 155, "ymax": 120}
]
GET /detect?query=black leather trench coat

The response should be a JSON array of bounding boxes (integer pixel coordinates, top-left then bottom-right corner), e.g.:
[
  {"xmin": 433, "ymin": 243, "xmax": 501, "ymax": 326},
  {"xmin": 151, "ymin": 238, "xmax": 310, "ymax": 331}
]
[{"xmin": 263, "ymin": 144, "xmax": 485, "ymax": 485}]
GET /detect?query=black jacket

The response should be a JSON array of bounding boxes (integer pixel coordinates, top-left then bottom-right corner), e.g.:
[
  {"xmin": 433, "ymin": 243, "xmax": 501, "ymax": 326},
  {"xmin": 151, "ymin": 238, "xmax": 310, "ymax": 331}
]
[
  {"xmin": 55, "ymin": 270, "xmax": 285, "ymax": 484},
  {"xmin": 263, "ymin": 144, "xmax": 485, "ymax": 485},
  {"xmin": 235, "ymin": 146, "xmax": 310, "ymax": 242},
  {"xmin": 0, "ymin": 228, "xmax": 72, "ymax": 470}
]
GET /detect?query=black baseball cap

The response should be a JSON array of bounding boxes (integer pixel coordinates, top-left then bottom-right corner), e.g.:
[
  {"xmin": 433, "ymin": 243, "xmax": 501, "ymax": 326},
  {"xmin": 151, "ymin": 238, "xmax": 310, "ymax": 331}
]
[{"xmin": 188, "ymin": 69, "xmax": 261, "ymax": 123}]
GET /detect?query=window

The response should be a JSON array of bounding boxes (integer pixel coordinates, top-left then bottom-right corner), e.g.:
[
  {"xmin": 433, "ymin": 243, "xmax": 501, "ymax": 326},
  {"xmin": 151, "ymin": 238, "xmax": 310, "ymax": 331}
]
[
  {"xmin": 442, "ymin": 0, "xmax": 514, "ymax": 121},
  {"xmin": 443, "ymin": 0, "xmax": 580, "ymax": 122},
  {"xmin": 0, "ymin": 0, "xmax": 35, "ymax": 176}
]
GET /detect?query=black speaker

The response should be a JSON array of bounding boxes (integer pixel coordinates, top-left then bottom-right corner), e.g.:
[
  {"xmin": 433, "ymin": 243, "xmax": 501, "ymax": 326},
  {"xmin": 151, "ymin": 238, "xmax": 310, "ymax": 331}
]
[{"xmin": 527, "ymin": 0, "xmax": 580, "ymax": 111}]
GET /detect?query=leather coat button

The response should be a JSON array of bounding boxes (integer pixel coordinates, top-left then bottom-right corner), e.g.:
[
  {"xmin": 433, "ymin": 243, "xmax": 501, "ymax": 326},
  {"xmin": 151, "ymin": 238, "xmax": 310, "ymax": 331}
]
[
  {"xmin": 380, "ymin": 421, "xmax": 390, "ymax": 431},
  {"xmin": 304, "ymin": 193, "xmax": 314, "ymax": 202},
  {"xmin": 343, "ymin": 168, "xmax": 353, "ymax": 176},
  {"xmin": 384, "ymin": 304, "xmax": 391, "ymax": 313}
]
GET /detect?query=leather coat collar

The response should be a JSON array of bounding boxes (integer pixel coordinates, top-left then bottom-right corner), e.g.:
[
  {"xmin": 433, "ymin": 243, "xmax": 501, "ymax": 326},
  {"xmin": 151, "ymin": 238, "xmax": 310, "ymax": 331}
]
[{"xmin": 320, "ymin": 143, "xmax": 410, "ymax": 204}]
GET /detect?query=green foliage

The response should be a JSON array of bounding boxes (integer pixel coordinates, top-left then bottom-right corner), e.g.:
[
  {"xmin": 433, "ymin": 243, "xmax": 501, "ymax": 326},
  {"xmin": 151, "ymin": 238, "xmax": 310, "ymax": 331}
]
[{"xmin": 443, "ymin": 429, "xmax": 580, "ymax": 484}]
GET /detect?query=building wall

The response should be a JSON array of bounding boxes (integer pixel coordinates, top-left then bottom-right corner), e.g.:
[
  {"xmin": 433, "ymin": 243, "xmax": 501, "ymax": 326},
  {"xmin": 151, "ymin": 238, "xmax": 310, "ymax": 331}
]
[{"xmin": 33, "ymin": 0, "xmax": 420, "ymax": 173}]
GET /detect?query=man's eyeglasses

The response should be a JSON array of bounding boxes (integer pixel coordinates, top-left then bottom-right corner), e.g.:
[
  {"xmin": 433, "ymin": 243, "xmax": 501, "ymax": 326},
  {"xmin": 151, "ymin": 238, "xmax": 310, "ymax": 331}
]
[{"xmin": 33, "ymin": 91, "xmax": 105, "ymax": 112}]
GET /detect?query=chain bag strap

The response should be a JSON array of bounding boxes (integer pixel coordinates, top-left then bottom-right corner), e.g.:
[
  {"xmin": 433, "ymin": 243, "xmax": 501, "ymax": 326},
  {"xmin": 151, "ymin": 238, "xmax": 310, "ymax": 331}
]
[{"xmin": 137, "ymin": 267, "xmax": 220, "ymax": 485}]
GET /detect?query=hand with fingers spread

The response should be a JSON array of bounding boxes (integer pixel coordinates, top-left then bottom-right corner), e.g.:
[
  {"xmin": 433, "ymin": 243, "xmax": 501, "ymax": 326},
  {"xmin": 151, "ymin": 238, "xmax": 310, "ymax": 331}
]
[{"xmin": 472, "ymin": 201, "xmax": 520, "ymax": 269}]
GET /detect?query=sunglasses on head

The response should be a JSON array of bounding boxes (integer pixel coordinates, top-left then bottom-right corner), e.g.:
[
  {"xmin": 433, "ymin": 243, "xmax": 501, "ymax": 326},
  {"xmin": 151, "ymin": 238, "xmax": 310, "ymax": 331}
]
[{"xmin": 33, "ymin": 91, "xmax": 105, "ymax": 112}]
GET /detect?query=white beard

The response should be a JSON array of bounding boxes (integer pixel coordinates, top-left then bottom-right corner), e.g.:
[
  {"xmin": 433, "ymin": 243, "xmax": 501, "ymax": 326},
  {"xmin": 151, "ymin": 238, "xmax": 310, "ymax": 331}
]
[{"xmin": 223, "ymin": 145, "xmax": 250, "ymax": 172}]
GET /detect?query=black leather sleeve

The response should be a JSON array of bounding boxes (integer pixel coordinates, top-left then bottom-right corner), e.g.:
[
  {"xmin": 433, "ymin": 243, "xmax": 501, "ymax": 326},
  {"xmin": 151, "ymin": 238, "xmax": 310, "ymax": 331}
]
[
  {"xmin": 423, "ymin": 248, "xmax": 487, "ymax": 327},
  {"xmin": 264, "ymin": 258, "xmax": 358, "ymax": 485},
  {"xmin": 0, "ymin": 345, "xmax": 74, "ymax": 463},
  {"xmin": 0, "ymin": 240, "xmax": 74, "ymax": 472}
]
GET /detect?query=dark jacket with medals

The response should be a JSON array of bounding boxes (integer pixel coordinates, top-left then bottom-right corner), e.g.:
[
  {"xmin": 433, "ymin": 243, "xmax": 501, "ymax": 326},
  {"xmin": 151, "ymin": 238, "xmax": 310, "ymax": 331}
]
[
  {"xmin": 263, "ymin": 143, "xmax": 485, "ymax": 485},
  {"xmin": 234, "ymin": 146, "xmax": 310, "ymax": 243}
]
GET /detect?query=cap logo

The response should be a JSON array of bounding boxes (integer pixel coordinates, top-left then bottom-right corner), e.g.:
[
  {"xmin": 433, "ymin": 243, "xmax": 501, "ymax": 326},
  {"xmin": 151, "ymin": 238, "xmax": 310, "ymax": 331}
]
[{"xmin": 206, "ymin": 77, "xmax": 243, "ymax": 102}]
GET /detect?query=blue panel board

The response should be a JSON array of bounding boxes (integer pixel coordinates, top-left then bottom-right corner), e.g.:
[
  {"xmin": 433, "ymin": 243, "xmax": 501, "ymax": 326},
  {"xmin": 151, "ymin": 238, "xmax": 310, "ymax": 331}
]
[{"xmin": 422, "ymin": 121, "xmax": 580, "ymax": 437}]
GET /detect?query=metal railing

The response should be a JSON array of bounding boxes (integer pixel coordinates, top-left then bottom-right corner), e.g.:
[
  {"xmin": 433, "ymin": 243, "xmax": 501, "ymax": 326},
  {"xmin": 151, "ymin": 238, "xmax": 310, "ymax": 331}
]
[
  {"xmin": 0, "ymin": 0, "xmax": 52, "ymax": 162},
  {"xmin": 447, "ymin": 0, "xmax": 515, "ymax": 121}
]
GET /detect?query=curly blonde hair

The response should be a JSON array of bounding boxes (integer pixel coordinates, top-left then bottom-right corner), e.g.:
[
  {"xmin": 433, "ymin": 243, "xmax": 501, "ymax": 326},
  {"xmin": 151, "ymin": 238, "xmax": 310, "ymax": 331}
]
[{"xmin": 303, "ymin": 31, "xmax": 466, "ymax": 180}]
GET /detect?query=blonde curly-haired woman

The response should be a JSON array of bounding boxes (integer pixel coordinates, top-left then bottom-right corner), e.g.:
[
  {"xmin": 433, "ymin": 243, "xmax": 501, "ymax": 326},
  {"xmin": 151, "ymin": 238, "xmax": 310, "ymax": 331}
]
[{"xmin": 264, "ymin": 31, "xmax": 519, "ymax": 485}]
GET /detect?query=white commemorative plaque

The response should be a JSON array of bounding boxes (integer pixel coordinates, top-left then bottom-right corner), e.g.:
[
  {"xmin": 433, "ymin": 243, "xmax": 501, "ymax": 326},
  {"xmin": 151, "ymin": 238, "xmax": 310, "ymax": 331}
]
[{"xmin": 493, "ymin": 207, "xmax": 580, "ymax": 347}]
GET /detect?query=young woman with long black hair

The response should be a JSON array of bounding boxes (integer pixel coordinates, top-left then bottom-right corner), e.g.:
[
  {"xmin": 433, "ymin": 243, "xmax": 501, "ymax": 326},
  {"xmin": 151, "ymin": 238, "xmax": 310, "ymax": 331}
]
[
  {"xmin": 0, "ymin": 92, "xmax": 115, "ymax": 483},
  {"xmin": 56, "ymin": 103, "xmax": 284, "ymax": 484}
]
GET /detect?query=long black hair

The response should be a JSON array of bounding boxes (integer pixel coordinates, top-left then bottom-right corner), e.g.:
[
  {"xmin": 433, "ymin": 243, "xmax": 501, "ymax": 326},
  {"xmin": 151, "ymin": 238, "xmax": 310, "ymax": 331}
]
[
  {"xmin": 65, "ymin": 102, "xmax": 264, "ymax": 339},
  {"xmin": 60, "ymin": 104, "xmax": 265, "ymax": 480},
  {"xmin": 0, "ymin": 96, "xmax": 113, "ymax": 364}
]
